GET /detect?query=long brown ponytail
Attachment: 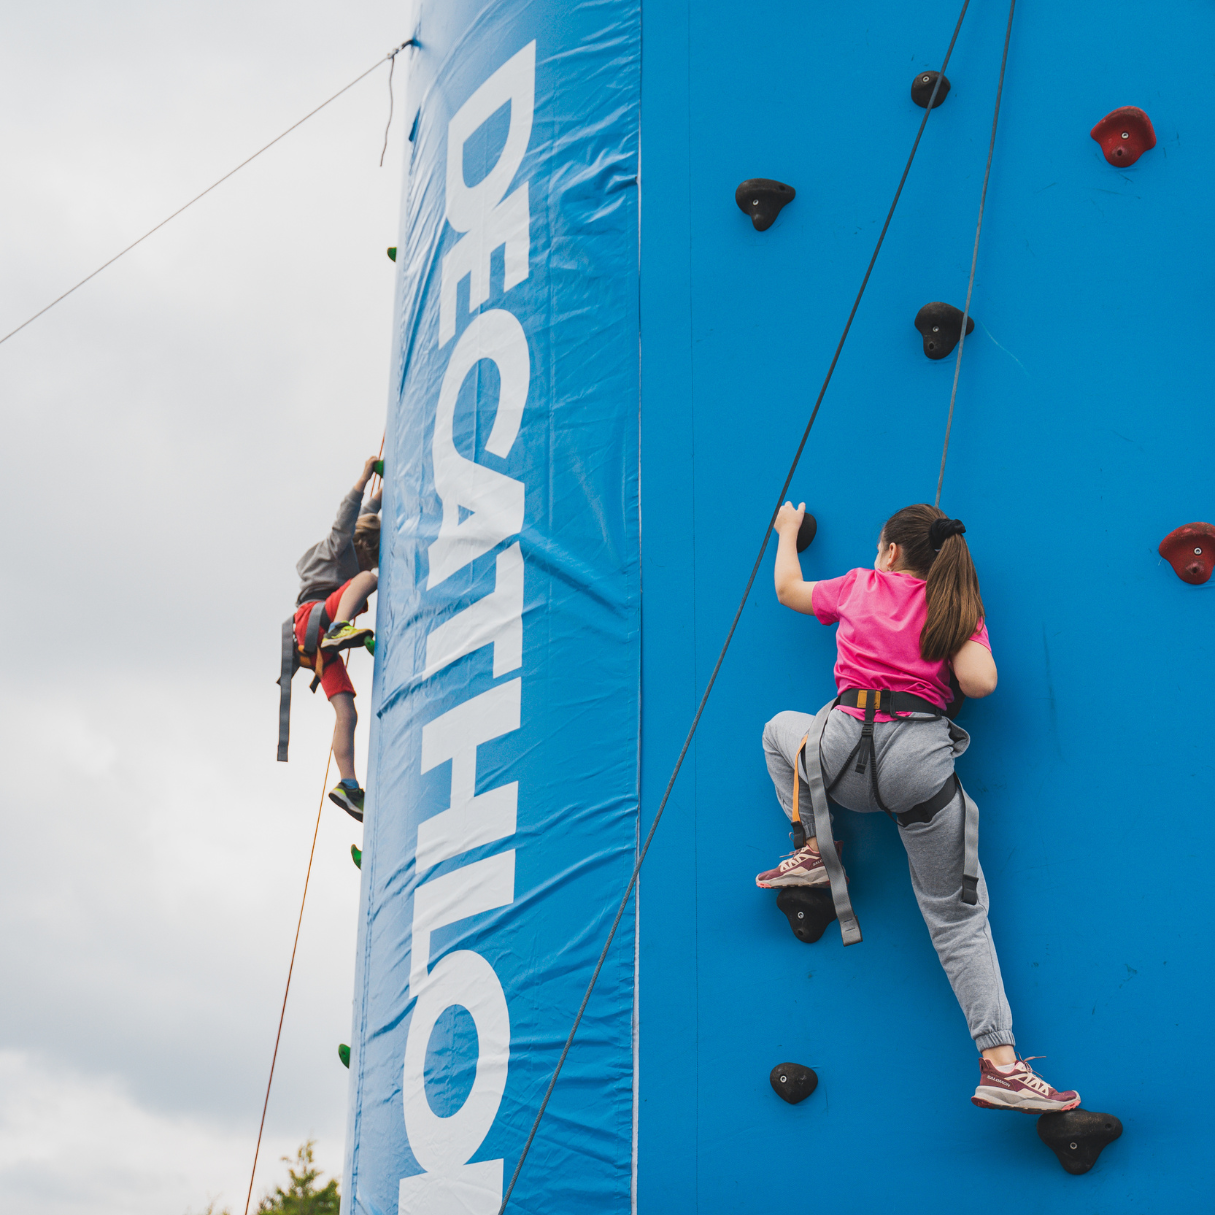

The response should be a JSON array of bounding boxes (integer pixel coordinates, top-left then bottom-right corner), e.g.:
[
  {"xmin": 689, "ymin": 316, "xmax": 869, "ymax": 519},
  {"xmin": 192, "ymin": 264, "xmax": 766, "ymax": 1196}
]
[{"xmin": 880, "ymin": 504, "xmax": 984, "ymax": 661}]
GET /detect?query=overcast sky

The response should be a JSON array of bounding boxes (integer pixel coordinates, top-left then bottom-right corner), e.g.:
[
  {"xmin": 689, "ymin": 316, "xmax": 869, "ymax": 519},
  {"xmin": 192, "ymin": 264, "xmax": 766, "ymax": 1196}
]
[{"xmin": 0, "ymin": 3, "xmax": 415, "ymax": 1211}]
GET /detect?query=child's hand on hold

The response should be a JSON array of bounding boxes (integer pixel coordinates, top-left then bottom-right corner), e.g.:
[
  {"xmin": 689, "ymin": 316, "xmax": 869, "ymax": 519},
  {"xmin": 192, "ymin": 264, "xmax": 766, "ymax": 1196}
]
[
  {"xmin": 356, "ymin": 455, "xmax": 380, "ymax": 491},
  {"xmin": 775, "ymin": 501, "xmax": 806, "ymax": 538}
]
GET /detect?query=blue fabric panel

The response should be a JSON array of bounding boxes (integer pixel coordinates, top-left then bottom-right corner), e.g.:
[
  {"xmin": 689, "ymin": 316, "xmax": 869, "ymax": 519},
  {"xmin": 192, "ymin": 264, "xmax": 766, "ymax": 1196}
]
[
  {"xmin": 342, "ymin": 4, "xmax": 640, "ymax": 1213},
  {"xmin": 638, "ymin": 0, "xmax": 1213, "ymax": 1209}
]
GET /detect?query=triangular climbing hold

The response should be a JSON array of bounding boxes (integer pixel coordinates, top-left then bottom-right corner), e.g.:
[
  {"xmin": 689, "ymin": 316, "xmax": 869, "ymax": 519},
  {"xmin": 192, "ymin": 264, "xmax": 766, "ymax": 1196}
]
[
  {"xmin": 351, "ymin": 844, "xmax": 362, "ymax": 869},
  {"xmin": 776, "ymin": 887, "xmax": 836, "ymax": 944},
  {"xmin": 735, "ymin": 179, "xmax": 796, "ymax": 231},
  {"xmin": 338, "ymin": 1043, "xmax": 351, "ymax": 1068},
  {"xmin": 1090, "ymin": 107, "xmax": 1155, "ymax": 167},
  {"xmin": 796, "ymin": 512, "xmax": 818, "ymax": 554},
  {"xmin": 387, "ymin": 247, "xmax": 397, "ymax": 261},
  {"xmin": 911, "ymin": 70, "xmax": 950, "ymax": 109},
  {"xmin": 1037, "ymin": 1109, "xmax": 1122, "ymax": 1175},
  {"xmin": 915, "ymin": 302, "xmax": 975, "ymax": 360},
  {"xmin": 1158, "ymin": 522, "xmax": 1215, "ymax": 585},
  {"xmin": 769, "ymin": 1061, "xmax": 818, "ymax": 1105}
]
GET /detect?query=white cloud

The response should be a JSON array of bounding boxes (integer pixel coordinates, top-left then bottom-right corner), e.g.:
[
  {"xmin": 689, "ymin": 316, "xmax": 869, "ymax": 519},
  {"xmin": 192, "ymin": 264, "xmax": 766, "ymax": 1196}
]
[
  {"xmin": 0, "ymin": 1049, "xmax": 314, "ymax": 1215},
  {"xmin": 0, "ymin": 1, "xmax": 411, "ymax": 1209}
]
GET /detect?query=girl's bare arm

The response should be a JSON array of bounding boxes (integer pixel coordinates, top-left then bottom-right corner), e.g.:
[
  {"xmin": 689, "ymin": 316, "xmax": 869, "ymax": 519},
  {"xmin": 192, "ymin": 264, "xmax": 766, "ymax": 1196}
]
[
  {"xmin": 773, "ymin": 501, "xmax": 818, "ymax": 615},
  {"xmin": 952, "ymin": 639, "xmax": 998, "ymax": 698}
]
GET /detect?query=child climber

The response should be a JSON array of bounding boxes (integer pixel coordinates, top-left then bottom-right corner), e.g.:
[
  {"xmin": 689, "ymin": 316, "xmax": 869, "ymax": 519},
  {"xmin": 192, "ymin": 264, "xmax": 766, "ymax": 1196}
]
[
  {"xmin": 756, "ymin": 501, "xmax": 1080, "ymax": 1114},
  {"xmin": 293, "ymin": 455, "xmax": 382, "ymax": 821}
]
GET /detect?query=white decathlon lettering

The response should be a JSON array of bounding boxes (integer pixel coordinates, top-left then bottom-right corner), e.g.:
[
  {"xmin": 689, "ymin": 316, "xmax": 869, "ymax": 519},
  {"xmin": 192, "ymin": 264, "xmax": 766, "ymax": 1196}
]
[
  {"xmin": 416, "ymin": 679, "xmax": 521, "ymax": 874},
  {"xmin": 403, "ymin": 41, "xmax": 536, "ymax": 1211},
  {"xmin": 424, "ymin": 543, "xmax": 524, "ymax": 682},
  {"xmin": 428, "ymin": 309, "xmax": 530, "ymax": 588},
  {"xmin": 440, "ymin": 183, "xmax": 530, "ymax": 346},
  {"xmin": 399, "ymin": 1160, "xmax": 503, "ymax": 1215},
  {"xmin": 410, "ymin": 850, "xmax": 515, "ymax": 995},
  {"xmin": 445, "ymin": 42, "xmax": 535, "ymax": 235},
  {"xmin": 401, "ymin": 949, "xmax": 510, "ymax": 1180}
]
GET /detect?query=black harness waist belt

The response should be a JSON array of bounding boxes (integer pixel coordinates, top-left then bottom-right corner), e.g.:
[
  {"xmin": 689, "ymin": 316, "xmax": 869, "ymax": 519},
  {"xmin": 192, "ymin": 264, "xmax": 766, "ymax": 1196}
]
[{"xmin": 836, "ymin": 688, "xmax": 947, "ymax": 717}]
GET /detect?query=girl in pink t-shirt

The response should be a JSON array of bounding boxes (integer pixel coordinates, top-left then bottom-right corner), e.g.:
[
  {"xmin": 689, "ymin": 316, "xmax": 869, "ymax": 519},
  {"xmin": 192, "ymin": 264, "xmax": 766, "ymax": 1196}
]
[{"xmin": 756, "ymin": 501, "xmax": 1080, "ymax": 1114}]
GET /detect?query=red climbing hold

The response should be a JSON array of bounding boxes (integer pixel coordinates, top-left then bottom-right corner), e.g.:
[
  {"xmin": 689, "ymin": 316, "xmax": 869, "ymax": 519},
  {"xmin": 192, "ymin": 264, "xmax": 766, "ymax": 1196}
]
[
  {"xmin": 1090, "ymin": 107, "xmax": 1156, "ymax": 167},
  {"xmin": 1158, "ymin": 522, "xmax": 1215, "ymax": 585}
]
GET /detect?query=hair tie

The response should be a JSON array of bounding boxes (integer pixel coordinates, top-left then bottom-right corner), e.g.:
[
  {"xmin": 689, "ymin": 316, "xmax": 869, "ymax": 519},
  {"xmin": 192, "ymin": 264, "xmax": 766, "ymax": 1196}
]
[{"xmin": 929, "ymin": 517, "xmax": 966, "ymax": 551}]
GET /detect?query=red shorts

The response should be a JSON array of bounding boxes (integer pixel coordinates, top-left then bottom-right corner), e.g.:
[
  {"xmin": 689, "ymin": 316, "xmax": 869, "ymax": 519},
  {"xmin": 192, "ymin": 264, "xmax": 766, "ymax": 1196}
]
[{"xmin": 293, "ymin": 580, "xmax": 365, "ymax": 700}]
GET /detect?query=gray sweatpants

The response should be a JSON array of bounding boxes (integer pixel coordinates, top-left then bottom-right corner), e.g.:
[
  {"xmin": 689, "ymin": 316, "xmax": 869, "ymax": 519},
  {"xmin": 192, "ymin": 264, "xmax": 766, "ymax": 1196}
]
[{"xmin": 762, "ymin": 708, "xmax": 1015, "ymax": 1051}]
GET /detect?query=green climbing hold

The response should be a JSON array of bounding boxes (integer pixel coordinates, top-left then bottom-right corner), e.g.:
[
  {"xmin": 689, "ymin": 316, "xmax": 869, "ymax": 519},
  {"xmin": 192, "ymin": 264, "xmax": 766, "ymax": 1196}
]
[
  {"xmin": 373, "ymin": 459, "xmax": 384, "ymax": 476},
  {"xmin": 338, "ymin": 1044, "xmax": 351, "ymax": 1068},
  {"xmin": 351, "ymin": 844, "xmax": 362, "ymax": 869},
  {"xmin": 364, "ymin": 636, "xmax": 376, "ymax": 656},
  {"xmin": 387, "ymin": 247, "xmax": 397, "ymax": 261}
]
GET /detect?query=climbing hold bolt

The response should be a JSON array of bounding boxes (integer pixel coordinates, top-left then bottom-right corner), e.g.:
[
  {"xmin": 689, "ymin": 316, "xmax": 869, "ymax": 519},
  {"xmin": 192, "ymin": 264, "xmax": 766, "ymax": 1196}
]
[
  {"xmin": 387, "ymin": 247, "xmax": 397, "ymax": 261},
  {"xmin": 914, "ymin": 302, "xmax": 975, "ymax": 360},
  {"xmin": 735, "ymin": 179, "xmax": 796, "ymax": 232},
  {"xmin": 796, "ymin": 512, "xmax": 818, "ymax": 554},
  {"xmin": 1158, "ymin": 522, "xmax": 1215, "ymax": 585},
  {"xmin": 769, "ymin": 1061, "xmax": 818, "ymax": 1105},
  {"xmin": 351, "ymin": 844, "xmax": 362, "ymax": 870},
  {"xmin": 1090, "ymin": 107, "xmax": 1156, "ymax": 167},
  {"xmin": 776, "ymin": 887, "xmax": 837, "ymax": 944},
  {"xmin": 338, "ymin": 1044, "xmax": 351, "ymax": 1068},
  {"xmin": 910, "ymin": 70, "xmax": 950, "ymax": 109},
  {"xmin": 1037, "ymin": 1109, "xmax": 1122, "ymax": 1175}
]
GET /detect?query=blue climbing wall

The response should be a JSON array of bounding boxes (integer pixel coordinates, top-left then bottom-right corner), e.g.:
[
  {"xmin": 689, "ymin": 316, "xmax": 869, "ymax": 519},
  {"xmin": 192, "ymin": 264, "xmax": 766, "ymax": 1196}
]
[
  {"xmin": 351, "ymin": 0, "xmax": 1215, "ymax": 1209},
  {"xmin": 638, "ymin": 0, "xmax": 1212, "ymax": 1209}
]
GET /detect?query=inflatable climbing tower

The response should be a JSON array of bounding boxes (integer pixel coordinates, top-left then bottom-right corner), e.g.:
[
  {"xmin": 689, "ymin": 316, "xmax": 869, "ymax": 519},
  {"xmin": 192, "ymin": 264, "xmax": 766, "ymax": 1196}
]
[{"xmin": 342, "ymin": 1, "xmax": 1214, "ymax": 1210}]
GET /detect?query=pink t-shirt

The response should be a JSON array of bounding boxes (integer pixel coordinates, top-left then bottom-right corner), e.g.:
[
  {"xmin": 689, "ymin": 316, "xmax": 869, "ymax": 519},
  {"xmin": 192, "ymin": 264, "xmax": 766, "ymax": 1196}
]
[{"xmin": 811, "ymin": 568, "xmax": 990, "ymax": 721}]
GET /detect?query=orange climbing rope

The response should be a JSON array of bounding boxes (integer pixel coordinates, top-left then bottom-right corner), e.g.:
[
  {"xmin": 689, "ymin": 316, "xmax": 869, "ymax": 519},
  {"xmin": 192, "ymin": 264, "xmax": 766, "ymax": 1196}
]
[{"xmin": 243, "ymin": 653, "xmax": 347, "ymax": 1215}]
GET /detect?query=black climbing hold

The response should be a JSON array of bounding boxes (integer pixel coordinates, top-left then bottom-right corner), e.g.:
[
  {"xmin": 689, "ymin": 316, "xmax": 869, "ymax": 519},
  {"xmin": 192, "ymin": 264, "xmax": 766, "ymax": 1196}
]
[
  {"xmin": 911, "ymin": 70, "xmax": 951, "ymax": 109},
  {"xmin": 796, "ymin": 512, "xmax": 818, "ymax": 554},
  {"xmin": 914, "ymin": 302, "xmax": 975, "ymax": 360},
  {"xmin": 338, "ymin": 1043, "xmax": 351, "ymax": 1068},
  {"xmin": 735, "ymin": 179, "xmax": 796, "ymax": 232},
  {"xmin": 351, "ymin": 844, "xmax": 362, "ymax": 870},
  {"xmin": 1037, "ymin": 1109, "xmax": 1122, "ymax": 1175},
  {"xmin": 769, "ymin": 1061, "xmax": 818, "ymax": 1105},
  {"xmin": 387, "ymin": 246, "xmax": 397, "ymax": 261},
  {"xmin": 776, "ymin": 887, "xmax": 837, "ymax": 944}
]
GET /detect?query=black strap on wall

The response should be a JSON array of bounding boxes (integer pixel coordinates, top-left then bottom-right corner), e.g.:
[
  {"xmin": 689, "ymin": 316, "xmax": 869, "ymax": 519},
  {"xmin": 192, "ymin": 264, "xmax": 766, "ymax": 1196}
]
[{"xmin": 277, "ymin": 618, "xmax": 297, "ymax": 763}]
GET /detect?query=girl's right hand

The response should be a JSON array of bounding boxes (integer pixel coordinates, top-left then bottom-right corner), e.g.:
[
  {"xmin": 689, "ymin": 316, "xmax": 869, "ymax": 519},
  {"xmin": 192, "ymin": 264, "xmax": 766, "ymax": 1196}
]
[{"xmin": 775, "ymin": 501, "xmax": 806, "ymax": 537}]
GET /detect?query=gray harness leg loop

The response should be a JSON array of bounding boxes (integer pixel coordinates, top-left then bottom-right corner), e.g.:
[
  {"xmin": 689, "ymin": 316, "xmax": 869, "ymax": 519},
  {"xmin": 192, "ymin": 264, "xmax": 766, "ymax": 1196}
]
[
  {"xmin": 802, "ymin": 700, "xmax": 863, "ymax": 946},
  {"xmin": 959, "ymin": 780, "xmax": 980, "ymax": 905},
  {"xmin": 277, "ymin": 617, "xmax": 296, "ymax": 762}
]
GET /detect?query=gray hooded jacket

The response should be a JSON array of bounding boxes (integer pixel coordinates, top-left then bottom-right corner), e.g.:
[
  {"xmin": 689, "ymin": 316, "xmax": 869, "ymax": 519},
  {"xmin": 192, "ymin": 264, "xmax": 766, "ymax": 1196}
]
[{"xmin": 295, "ymin": 487, "xmax": 381, "ymax": 606}]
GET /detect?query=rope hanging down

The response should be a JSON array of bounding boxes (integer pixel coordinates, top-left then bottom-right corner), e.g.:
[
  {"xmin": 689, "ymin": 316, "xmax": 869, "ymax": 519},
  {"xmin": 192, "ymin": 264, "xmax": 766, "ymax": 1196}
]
[
  {"xmin": 934, "ymin": 0, "xmax": 1017, "ymax": 507},
  {"xmin": 497, "ymin": 2, "xmax": 973, "ymax": 1209},
  {"xmin": 242, "ymin": 725, "xmax": 338, "ymax": 1215},
  {"xmin": 0, "ymin": 39, "xmax": 417, "ymax": 350}
]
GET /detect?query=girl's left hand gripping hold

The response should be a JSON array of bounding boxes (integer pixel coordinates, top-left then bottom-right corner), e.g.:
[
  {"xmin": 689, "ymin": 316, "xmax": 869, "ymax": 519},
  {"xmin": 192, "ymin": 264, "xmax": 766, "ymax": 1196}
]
[{"xmin": 773, "ymin": 501, "xmax": 818, "ymax": 614}]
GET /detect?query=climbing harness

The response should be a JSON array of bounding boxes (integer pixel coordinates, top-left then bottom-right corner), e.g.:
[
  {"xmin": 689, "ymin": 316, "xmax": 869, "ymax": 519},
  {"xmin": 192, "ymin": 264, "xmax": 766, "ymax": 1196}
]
[
  {"xmin": 276, "ymin": 600, "xmax": 331, "ymax": 763},
  {"xmin": 498, "ymin": 4, "xmax": 975, "ymax": 1209},
  {"xmin": 789, "ymin": 691, "xmax": 981, "ymax": 947}
]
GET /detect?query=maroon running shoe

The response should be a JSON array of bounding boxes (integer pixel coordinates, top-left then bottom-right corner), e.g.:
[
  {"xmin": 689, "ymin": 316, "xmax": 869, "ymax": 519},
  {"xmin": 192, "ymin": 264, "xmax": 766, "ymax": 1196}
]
[
  {"xmin": 972, "ymin": 1057, "xmax": 1081, "ymax": 1113},
  {"xmin": 755, "ymin": 842, "xmax": 841, "ymax": 889}
]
